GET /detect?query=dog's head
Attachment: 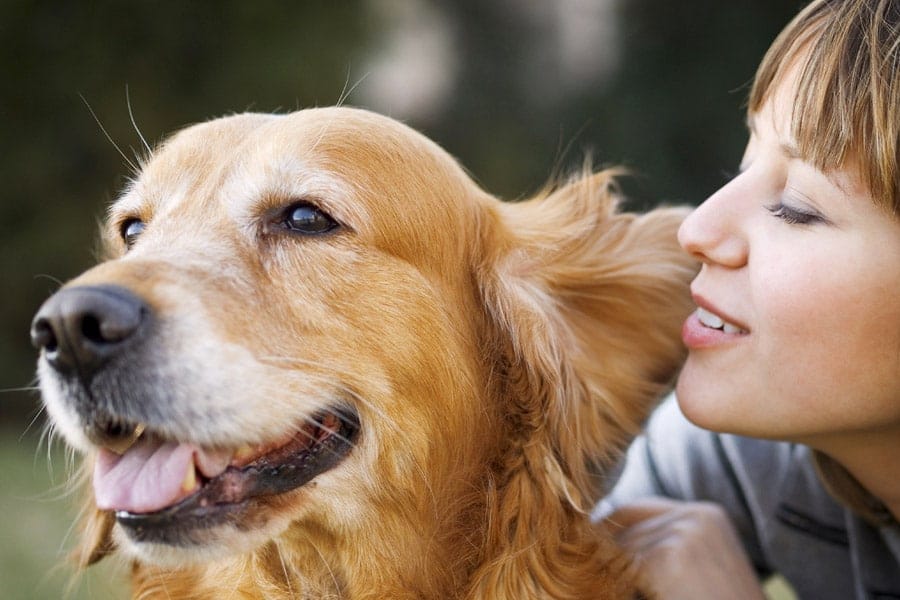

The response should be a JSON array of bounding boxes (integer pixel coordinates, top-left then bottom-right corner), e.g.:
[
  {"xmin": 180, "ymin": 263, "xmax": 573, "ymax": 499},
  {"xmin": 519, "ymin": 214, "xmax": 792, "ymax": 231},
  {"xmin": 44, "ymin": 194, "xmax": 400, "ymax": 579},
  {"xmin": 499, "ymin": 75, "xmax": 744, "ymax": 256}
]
[{"xmin": 33, "ymin": 108, "xmax": 695, "ymax": 592}]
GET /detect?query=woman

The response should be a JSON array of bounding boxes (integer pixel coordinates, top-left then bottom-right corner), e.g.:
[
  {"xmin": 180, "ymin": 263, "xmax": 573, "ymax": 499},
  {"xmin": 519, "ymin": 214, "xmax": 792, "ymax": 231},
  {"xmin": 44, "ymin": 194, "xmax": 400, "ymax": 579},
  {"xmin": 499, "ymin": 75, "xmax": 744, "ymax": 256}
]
[{"xmin": 602, "ymin": 1, "xmax": 900, "ymax": 598}]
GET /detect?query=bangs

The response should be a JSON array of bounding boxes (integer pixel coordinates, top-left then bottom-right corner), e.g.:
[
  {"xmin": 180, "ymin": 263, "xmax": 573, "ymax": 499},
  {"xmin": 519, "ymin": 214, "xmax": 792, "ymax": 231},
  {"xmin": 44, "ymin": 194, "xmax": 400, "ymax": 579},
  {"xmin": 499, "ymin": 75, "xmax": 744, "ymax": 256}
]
[{"xmin": 749, "ymin": 0, "xmax": 900, "ymax": 215}]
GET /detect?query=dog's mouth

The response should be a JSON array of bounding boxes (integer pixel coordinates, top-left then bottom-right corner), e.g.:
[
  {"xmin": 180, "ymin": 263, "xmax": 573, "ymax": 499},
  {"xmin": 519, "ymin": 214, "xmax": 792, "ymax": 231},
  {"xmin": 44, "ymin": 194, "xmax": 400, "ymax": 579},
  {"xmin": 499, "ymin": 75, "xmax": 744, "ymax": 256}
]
[{"xmin": 93, "ymin": 406, "xmax": 359, "ymax": 543}]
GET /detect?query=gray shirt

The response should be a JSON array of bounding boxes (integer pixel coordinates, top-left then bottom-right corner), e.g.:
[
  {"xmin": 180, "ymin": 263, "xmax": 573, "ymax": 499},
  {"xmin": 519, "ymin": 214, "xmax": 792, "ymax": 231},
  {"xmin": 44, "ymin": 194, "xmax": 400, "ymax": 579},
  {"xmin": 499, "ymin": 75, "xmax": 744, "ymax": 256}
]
[{"xmin": 604, "ymin": 396, "xmax": 900, "ymax": 600}]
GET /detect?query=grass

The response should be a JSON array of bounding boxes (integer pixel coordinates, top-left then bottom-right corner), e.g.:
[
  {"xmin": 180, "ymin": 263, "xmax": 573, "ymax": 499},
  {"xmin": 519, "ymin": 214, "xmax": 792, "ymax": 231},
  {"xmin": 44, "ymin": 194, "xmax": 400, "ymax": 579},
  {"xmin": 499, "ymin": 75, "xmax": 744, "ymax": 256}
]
[{"xmin": 0, "ymin": 429, "xmax": 127, "ymax": 600}]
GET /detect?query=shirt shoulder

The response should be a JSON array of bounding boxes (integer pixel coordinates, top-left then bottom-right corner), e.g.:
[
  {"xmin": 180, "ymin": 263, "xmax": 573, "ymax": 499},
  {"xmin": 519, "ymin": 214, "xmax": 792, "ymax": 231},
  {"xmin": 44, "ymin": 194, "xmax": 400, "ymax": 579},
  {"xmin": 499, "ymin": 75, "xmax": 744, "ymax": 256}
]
[
  {"xmin": 608, "ymin": 395, "xmax": 794, "ymax": 505},
  {"xmin": 605, "ymin": 395, "xmax": 900, "ymax": 599}
]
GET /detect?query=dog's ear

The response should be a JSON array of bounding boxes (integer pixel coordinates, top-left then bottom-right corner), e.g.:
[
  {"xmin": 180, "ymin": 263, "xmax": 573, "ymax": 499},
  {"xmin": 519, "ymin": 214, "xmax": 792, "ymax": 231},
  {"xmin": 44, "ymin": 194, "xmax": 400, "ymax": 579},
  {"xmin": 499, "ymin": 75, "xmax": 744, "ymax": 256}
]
[
  {"xmin": 480, "ymin": 169, "xmax": 696, "ymax": 468},
  {"xmin": 470, "ymin": 170, "xmax": 696, "ymax": 596},
  {"xmin": 71, "ymin": 461, "xmax": 116, "ymax": 567}
]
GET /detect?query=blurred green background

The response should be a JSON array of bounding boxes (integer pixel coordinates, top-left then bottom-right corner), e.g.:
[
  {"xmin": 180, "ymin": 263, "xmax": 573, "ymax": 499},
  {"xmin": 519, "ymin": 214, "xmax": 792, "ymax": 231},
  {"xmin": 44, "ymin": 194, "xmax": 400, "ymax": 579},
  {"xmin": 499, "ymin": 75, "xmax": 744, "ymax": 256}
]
[{"xmin": 1, "ymin": 1, "xmax": 801, "ymax": 597}]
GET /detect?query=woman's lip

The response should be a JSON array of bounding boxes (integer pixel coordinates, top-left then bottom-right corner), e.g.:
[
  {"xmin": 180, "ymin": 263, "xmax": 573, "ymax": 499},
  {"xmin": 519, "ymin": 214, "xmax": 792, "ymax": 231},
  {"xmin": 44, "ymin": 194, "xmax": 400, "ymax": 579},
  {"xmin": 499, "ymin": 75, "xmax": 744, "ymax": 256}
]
[
  {"xmin": 683, "ymin": 292, "xmax": 750, "ymax": 349},
  {"xmin": 682, "ymin": 310, "xmax": 748, "ymax": 349}
]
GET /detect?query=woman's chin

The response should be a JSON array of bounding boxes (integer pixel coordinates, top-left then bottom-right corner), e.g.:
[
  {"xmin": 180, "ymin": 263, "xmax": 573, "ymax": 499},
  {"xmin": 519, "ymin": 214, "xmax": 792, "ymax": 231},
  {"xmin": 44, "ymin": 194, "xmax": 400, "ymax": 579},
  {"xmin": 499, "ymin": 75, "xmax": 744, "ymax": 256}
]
[{"xmin": 675, "ymin": 363, "xmax": 742, "ymax": 434}]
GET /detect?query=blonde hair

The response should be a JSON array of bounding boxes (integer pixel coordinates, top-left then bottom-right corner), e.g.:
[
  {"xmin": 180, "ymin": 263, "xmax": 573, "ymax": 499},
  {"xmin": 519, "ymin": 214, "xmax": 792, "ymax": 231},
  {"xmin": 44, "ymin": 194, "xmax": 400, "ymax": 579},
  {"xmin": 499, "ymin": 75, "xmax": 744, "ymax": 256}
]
[{"xmin": 749, "ymin": 0, "xmax": 900, "ymax": 215}]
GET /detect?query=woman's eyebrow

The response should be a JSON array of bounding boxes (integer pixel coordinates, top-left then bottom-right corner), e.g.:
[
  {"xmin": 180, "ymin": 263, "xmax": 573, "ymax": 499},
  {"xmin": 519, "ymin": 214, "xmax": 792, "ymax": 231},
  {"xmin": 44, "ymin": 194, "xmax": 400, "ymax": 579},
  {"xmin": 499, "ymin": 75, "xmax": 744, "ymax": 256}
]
[{"xmin": 746, "ymin": 113, "xmax": 802, "ymax": 160}]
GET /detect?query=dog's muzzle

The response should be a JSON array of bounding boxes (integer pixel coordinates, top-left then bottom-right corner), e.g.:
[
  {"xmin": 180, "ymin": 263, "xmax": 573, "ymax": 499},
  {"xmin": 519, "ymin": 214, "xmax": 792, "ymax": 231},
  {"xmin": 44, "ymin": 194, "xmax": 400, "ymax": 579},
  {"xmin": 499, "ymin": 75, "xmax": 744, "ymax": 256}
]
[
  {"xmin": 32, "ymin": 284, "xmax": 152, "ymax": 443},
  {"xmin": 31, "ymin": 284, "xmax": 150, "ymax": 379}
]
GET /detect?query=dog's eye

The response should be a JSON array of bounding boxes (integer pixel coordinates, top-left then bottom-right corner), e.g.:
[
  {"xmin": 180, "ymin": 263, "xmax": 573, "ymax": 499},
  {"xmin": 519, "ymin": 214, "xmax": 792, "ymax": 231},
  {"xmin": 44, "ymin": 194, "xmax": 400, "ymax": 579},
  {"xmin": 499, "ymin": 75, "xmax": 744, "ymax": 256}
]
[
  {"xmin": 281, "ymin": 203, "xmax": 338, "ymax": 235},
  {"xmin": 121, "ymin": 219, "xmax": 146, "ymax": 249}
]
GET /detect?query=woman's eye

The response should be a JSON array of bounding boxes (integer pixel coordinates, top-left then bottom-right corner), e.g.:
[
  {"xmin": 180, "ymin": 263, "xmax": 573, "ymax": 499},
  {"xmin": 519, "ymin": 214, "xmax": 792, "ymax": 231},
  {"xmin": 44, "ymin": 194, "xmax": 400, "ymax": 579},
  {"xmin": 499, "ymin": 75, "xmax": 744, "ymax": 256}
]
[
  {"xmin": 281, "ymin": 203, "xmax": 338, "ymax": 235},
  {"xmin": 121, "ymin": 219, "xmax": 146, "ymax": 248},
  {"xmin": 765, "ymin": 202, "xmax": 825, "ymax": 226}
]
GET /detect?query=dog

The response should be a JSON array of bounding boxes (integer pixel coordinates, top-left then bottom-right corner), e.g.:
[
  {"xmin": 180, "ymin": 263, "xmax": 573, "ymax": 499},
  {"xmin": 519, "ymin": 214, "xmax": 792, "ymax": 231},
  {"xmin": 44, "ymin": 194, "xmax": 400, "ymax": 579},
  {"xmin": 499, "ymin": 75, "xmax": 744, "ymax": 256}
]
[{"xmin": 32, "ymin": 107, "xmax": 696, "ymax": 599}]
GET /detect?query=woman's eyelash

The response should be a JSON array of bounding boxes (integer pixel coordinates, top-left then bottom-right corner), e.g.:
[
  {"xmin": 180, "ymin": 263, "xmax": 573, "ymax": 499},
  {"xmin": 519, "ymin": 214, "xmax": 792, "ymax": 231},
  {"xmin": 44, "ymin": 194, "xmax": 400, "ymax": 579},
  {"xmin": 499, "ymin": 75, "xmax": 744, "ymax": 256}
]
[{"xmin": 765, "ymin": 202, "xmax": 824, "ymax": 225}]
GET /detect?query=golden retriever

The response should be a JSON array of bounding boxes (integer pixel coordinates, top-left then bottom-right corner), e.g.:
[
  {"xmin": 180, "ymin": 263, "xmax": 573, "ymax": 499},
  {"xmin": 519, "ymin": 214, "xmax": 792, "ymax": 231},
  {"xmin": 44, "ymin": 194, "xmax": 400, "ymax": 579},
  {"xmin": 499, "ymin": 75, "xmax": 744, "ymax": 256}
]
[{"xmin": 32, "ymin": 107, "xmax": 695, "ymax": 599}]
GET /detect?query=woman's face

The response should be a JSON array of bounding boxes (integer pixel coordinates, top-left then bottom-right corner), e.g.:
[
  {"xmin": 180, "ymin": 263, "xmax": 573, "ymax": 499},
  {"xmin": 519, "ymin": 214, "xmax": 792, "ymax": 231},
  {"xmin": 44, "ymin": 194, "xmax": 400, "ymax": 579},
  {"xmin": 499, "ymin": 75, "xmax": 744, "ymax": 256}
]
[{"xmin": 676, "ymin": 66, "xmax": 900, "ymax": 449}]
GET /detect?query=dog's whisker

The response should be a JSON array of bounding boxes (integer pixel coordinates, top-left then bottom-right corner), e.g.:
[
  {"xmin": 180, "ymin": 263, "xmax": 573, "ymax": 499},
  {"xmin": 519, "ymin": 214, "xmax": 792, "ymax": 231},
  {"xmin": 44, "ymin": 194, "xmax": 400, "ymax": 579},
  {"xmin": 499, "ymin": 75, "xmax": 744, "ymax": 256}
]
[
  {"xmin": 39, "ymin": 421, "xmax": 56, "ymax": 476},
  {"xmin": 19, "ymin": 404, "xmax": 47, "ymax": 442},
  {"xmin": 20, "ymin": 443, "xmax": 78, "ymax": 508},
  {"xmin": 337, "ymin": 388, "xmax": 439, "ymax": 498},
  {"xmin": 220, "ymin": 580, "xmax": 240, "ymax": 600},
  {"xmin": 79, "ymin": 94, "xmax": 139, "ymax": 174},
  {"xmin": 41, "ymin": 421, "xmax": 81, "ymax": 481},
  {"xmin": 256, "ymin": 354, "xmax": 403, "ymax": 434},
  {"xmin": 153, "ymin": 575, "xmax": 175, "ymax": 600},
  {"xmin": 302, "ymin": 534, "xmax": 342, "ymax": 595},
  {"xmin": 291, "ymin": 409, "xmax": 365, "ymax": 467},
  {"xmin": 1, "ymin": 375, "xmax": 41, "ymax": 396},
  {"xmin": 0, "ymin": 385, "xmax": 41, "ymax": 394},
  {"xmin": 257, "ymin": 354, "xmax": 342, "ymax": 373},
  {"xmin": 274, "ymin": 542, "xmax": 297, "ymax": 599},
  {"xmin": 32, "ymin": 428, "xmax": 84, "ymax": 505},
  {"xmin": 306, "ymin": 111, "xmax": 340, "ymax": 157},
  {"xmin": 335, "ymin": 388, "xmax": 441, "ymax": 520},
  {"xmin": 260, "ymin": 359, "xmax": 377, "ymax": 415},
  {"xmin": 341, "ymin": 387, "xmax": 399, "ymax": 433},
  {"xmin": 34, "ymin": 272, "xmax": 65, "ymax": 289},
  {"xmin": 286, "ymin": 418, "xmax": 357, "ymax": 462},
  {"xmin": 125, "ymin": 84, "xmax": 153, "ymax": 158},
  {"xmin": 335, "ymin": 66, "xmax": 371, "ymax": 108},
  {"xmin": 59, "ymin": 493, "xmax": 88, "ymax": 560},
  {"xmin": 65, "ymin": 444, "xmax": 78, "ymax": 476},
  {"xmin": 252, "ymin": 369, "xmax": 438, "ymax": 514},
  {"xmin": 32, "ymin": 477, "xmax": 74, "ymax": 504}
]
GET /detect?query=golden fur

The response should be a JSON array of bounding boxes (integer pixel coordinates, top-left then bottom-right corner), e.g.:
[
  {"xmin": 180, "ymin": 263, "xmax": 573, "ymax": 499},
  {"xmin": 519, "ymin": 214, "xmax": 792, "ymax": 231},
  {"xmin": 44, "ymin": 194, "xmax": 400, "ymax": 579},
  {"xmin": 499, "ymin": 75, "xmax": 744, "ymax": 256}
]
[{"xmin": 37, "ymin": 107, "xmax": 696, "ymax": 598}]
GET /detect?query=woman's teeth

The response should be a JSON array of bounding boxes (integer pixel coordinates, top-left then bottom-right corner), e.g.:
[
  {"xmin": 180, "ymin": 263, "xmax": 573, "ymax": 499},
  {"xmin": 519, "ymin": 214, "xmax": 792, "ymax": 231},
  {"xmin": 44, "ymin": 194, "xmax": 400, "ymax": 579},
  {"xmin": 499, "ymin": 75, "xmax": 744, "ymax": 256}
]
[{"xmin": 697, "ymin": 307, "xmax": 744, "ymax": 334}]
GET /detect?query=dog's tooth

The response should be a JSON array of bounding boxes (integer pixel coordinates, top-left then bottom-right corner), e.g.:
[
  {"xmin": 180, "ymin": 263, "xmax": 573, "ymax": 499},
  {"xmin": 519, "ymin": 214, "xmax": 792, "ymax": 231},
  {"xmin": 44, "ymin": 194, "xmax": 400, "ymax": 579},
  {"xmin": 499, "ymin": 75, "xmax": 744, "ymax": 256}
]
[
  {"xmin": 317, "ymin": 414, "xmax": 339, "ymax": 440},
  {"xmin": 233, "ymin": 444, "xmax": 256, "ymax": 463},
  {"xmin": 181, "ymin": 464, "xmax": 198, "ymax": 493},
  {"xmin": 104, "ymin": 438, "xmax": 134, "ymax": 455},
  {"xmin": 321, "ymin": 414, "xmax": 339, "ymax": 433},
  {"xmin": 104, "ymin": 423, "xmax": 147, "ymax": 455}
]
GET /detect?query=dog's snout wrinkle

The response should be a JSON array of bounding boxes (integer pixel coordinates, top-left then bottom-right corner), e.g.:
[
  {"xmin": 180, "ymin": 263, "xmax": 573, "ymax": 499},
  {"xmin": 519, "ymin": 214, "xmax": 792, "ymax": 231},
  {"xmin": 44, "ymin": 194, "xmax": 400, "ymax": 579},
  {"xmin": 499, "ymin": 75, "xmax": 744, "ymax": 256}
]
[{"xmin": 31, "ymin": 285, "xmax": 150, "ymax": 380}]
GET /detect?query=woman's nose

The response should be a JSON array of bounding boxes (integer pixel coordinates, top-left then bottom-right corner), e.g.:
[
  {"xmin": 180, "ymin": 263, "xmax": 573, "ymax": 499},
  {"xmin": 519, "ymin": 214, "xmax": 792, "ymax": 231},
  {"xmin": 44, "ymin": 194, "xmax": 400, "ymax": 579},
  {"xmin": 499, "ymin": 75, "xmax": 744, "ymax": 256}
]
[{"xmin": 678, "ymin": 180, "xmax": 750, "ymax": 269}]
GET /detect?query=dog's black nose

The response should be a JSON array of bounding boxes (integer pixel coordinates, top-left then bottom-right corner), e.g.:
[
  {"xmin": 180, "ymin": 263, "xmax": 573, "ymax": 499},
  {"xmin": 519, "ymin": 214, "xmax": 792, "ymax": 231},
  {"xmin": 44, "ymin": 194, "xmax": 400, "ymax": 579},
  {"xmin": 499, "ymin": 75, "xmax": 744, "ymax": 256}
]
[{"xmin": 31, "ymin": 285, "xmax": 149, "ymax": 379}]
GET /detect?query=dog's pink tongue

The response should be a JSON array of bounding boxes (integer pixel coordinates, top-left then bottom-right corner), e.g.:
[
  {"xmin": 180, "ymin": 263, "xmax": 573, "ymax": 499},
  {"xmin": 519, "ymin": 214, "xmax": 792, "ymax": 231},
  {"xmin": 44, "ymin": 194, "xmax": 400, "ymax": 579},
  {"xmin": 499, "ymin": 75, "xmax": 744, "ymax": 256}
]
[{"xmin": 93, "ymin": 438, "xmax": 231, "ymax": 514}]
